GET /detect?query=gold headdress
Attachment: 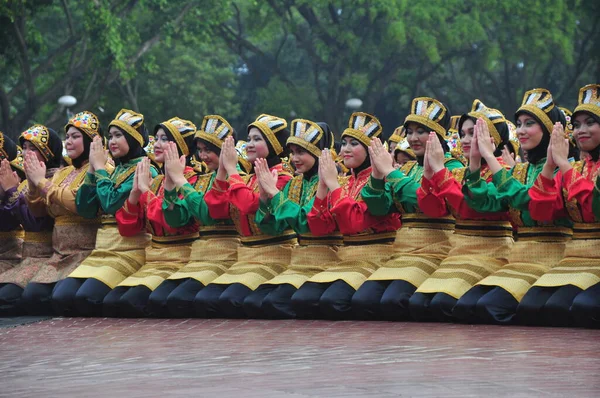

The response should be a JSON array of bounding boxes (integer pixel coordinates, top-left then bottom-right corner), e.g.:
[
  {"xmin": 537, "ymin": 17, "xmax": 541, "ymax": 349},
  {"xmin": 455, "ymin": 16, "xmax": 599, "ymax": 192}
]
[{"xmin": 342, "ymin": 112, "xmax": 383, "ymax": 147}]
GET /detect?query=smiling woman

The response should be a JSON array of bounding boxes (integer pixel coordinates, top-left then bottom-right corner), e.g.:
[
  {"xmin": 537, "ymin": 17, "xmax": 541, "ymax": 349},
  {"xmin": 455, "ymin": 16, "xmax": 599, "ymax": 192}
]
[
  {"xmin": 51, "ymin": 109, "xmax": 157, "ymax": 317},
  {"xmin": 100, "ymin": 117, "xmax": 199, "ymax": 318},
  {"xmin": 243, "ymin": 119, "xmax": 339, "ymax": 319},
  {"xmin": 0, "ymin": 124, "xmax": 62, "ymax": 315},
  {"xmin": 194, "ymin": 114, "xmax": 295, "ymax": 319},
  {"xmin": 453, "ymin": 88, "xmax": 572, "ymax": 325},
  {"xmin": 352, "ymin": 99, "xmax": 463, "ymax": 321},
  {"xmin": 520, "ymin": 84, "xmax": 600, "ymax": 328}
]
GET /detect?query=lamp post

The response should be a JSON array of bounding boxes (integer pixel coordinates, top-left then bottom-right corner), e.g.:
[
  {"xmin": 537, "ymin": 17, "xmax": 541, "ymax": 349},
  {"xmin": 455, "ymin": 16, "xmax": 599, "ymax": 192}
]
[
  {"xmin": 345, "ymin": 98, "xmax": 363, "ymax": 110},
  {"xmin": 58, "ymin": 95, "xmax": 77, "ymax": 121}
]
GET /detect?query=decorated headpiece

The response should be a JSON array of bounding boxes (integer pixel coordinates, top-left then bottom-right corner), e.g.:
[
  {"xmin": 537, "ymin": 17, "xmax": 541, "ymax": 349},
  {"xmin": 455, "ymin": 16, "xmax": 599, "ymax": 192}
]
[
  {"xmin": 465, "ymin": 99, "xmax": 506, "ymax": 146},
  {"xmin": 0, "ymin": 132, "xmax": 8, "ymax": 161},
  {"xmin": 235, "ymin": 140, "xmax": 252, "ymax": 174},
  {"xmin": 342, "ymin": 112, "xmax": 383, "ymax": 147},
  {"xmin": 559, "ymin": 107, "xmax": 575, "ymax": 145},
  {"xmin": 573, "ymin": 84, "xmax": 600, "ymax": 120},
  {"xmin": 144, "ymin": 135, "xmax": 158, "ymax": 164},
  {"xmin": 196, "ymin": 115, "xmax": 234, "ymax": 149},
  {"xmin": 156, "ymin": 117, "xmax": 196, "ymax": 156},
  {"xmin": 9, "ymin": 145, "xmax": 24, "ymax": 174},
  {"xmin": 394, "ymin": 136, "xmax": 416, "ymax": 160},
  {"xmin": 248, "ymin": 114, "xmax": 288, "ymax": 155},
  {"xmin": 515, "ymin": 88, "xmax": 556, "ymax": 135},
  {"xmin": 506, "ymin": 120, "xmax": 520, "ymax": 154},
  {"xmin": 388, "ymin": 126, "xmax": 404, "ymax": 144},
  {"xmin": 447, "ymin": 115, "xmax": 461, "ymax": 137},
  {"xmin": 404, "ymin": 97, "xmax": 448, "ymax": 139},
  {"xmin": 287, "ymin": 119, "xmax": 326, "ymax": 157},
  {"xmin": 65, "ymin": 111, "xmax": 101, "ymax": 140},
  {"xmin": 109, "ymin": 109, "xmax": 145, "ymax": 146},
  {"xmin": 19, "ymin": 124, "xmax": 55, "ymax": 161}
]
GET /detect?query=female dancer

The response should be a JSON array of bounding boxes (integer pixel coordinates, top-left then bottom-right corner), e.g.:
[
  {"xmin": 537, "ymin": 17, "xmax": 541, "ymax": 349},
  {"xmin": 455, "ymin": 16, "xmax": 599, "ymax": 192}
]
[
  {"xmin": 195, "ymin": 114, "xmax": 295, "ymax": 318},
  {"xmin": 453, "ymin": 89, "xmax": 571, "ymax": 324},
  {"xmin": 52, "ymin": 109, "xmax": 157, "ymax": 316},
  {"xmin": 352, "ymin": 98, "xmax": 463, "ymax": 320},
  {"xmin": 20, "ymin": 112, "xmax": 103, "ymax": 314},
  {"xmin": 0, "ymin": 133, "xmax": 25, "ymax": 277},
  {"xmin": 521, "ymin": 84, "xmax": 600, "ymax": 327},
  {"xmin": 291, "ymin": 112, "xmax": 401, "ymax": 320},
  {"xmin": 105, "ymin": 117, "xmax": 198, "ymax": 317},
  {"xmin": 0, "ymin": 125, "xmax": 62, "ymax": 314},
  {"xmin": 243, "ymin": 119, "xmax": 339, "ymax": 318},
  {"xmin": 150, "ymin": 115, "xmax": 239, "ymax": 317},
  {"xmin": 409, "ymin": 100, "xmax": 513, "ymax": 321}
]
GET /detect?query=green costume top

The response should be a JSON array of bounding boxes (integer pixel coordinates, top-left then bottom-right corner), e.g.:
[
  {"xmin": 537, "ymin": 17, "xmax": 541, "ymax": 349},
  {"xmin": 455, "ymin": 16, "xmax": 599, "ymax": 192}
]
[
  {"xmin": 163, "ymin": 172, "xmax": 230, "ymax": 228},
  {"xmin": 362, "ymin": 153, "xmax": 463, "ymax": 216},
  {"xmin": 463, "ymin": 158, "xmax": 571, "ymax": 228},
  {"xmin": 76, "ymin": 157, "xmax": 157, "ymax": 218},
  {"xmin": 594, "ymin": 175, "xmax": 600, "ymax": 221},
  {"xmin": 255, "ymin": 174, "xmax": 319, "ymax": 236}
]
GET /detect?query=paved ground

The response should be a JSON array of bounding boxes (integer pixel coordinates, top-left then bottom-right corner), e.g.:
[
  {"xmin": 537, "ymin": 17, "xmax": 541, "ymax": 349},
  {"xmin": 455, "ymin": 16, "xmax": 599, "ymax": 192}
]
[{"xmin": 0, "ymin": 318, "xmax": 598, "ymax": 397}]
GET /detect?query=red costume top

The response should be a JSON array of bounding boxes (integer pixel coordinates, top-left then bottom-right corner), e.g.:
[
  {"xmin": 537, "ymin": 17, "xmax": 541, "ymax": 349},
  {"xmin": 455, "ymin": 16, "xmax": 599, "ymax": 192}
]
[
  {"xmin": 116, "ymin": 167, "xmax": 199, "ymax": 239},
  {"xmin": 417, "ymin": 159, "xmax": 510, "ymax": 221},
  {"xmin": 204, "ymin": 164, "xmax": 293, "ymax": 237},
  {"xmin": 307, "ymin": 167, "xmax": 401, "ymax": 236},
  {"xmin": 529, "ymin": 156, "xmax": 600, "ymax": 223}
]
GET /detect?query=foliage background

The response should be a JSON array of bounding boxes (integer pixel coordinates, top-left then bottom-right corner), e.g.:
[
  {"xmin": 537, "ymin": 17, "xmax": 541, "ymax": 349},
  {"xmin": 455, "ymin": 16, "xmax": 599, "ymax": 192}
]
[{"xmin": 1, "ymin": 0, "xmax": 599, "ymax": 140}]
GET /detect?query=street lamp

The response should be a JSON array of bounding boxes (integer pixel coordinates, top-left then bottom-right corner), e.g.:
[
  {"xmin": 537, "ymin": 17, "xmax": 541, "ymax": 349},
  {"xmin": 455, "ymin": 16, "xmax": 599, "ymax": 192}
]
[
  {"xmin": 58, "ymin": 95, "xmax": 77, "ymax": 120},
  {"xmin": 345, "ymin": 98, "xmax": 363, "ymax": 110}
]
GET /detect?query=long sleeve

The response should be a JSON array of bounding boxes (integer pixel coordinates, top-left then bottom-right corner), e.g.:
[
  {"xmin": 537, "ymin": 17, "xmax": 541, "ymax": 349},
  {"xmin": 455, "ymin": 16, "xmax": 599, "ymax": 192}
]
[
  {"xmin": 361, "ymin": 169, "xmax": 418, "ymax": 216},
  {"xmin": 594, "ymin": 175, "xmax": 600, "ymax": 221},
  {"xmin": 307, "ymin": 195, "xmax": 338, "ymax": 236},
  {"xmin": 37, "ymin": 176, "xmax": 78, "ymax": 214},
  {"xmin": 463, "ymin": 168, "xmax": 509, "ymax": 213},
  {"xmin": 256, "ymin": 186, "xmax": 314, "ymax": 236},
  {"xmin": 145, "ymin": 171, "xmax": 198, "ymax": 230},
  {"xmin": 204, "ymin": 178, "xmax": 232, "ymax": 220},
  {"xmin": 416, "ymin": 172, "xmax": 449, "ymax": 218},
  {"xmin": 95, "ymin": 169, "xmax": 137, "ymax": 215},
  {"xmin": 3, "ymin": 185, "xmax": 52, "ymax": 231},
  {"xmin": 24, "ymin": 183, "xmax": 48, "ymax": 218},
  {"xmin": 227, "ymin": 173, "xmax": 292, "ymax": 216},
  {"xmin": 164, "ymin": 174, "xmax": 216, "ymax": 228},
  {"xmin": 328, "ymin": 187, "xmax": 374, "ymax": 235},
  {"xmin": 528, "ymin": 173, "xmax": 565, "ymax": 222},
  {"xmin": 0, "ymin": 189, "xmax": 22, "ymax": 231},
  {"xmin": 563, "ymin": 165, "xmax": 597, "ymax": 223},
  {"xmin": 76, "ymin": 173, "xmax": 101, "ymax": 218},
  {"xmin": 115, "ymin": 198, "xmax": 145, "ymax": 237}
]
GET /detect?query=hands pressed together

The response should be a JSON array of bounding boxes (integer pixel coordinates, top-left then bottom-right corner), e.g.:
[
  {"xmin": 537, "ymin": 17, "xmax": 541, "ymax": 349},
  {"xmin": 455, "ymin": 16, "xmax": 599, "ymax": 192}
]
[
  {"xmin": 542, "ymin": 122, "xmax": 572, "ymax": 179},
  {"xmin": 0, "ymin": 159, "xmax": 19, "ymax": 192},
  {"xmin": 88, "ymin": 136, "xmax": 108, "ymax": 174}
]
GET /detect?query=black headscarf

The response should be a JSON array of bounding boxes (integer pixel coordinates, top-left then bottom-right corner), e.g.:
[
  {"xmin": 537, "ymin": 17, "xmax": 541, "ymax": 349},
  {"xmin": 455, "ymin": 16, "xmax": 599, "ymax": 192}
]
[
  {"xmin": 516, "ymin": 107, "xmax": 565, "ymax": 165},
  {"xmin": 111, "ymin": 124, "xmax": 149, "ymax": 166},
  {"xmin": 298, "ymin": 122, "xmax": 333, "ymax": 180}
]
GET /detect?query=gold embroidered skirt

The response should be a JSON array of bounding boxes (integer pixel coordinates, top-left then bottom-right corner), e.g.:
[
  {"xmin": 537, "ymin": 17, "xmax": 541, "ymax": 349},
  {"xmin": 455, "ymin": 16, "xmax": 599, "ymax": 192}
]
[
  {"xmin": 263, "ymin": 239, "xmax": 342, "ymax": 289},
  {"xmin": 415, "ymin": 220, "xmax": 513, "ymax": 299},
  {"xmin": 0, "ymin": 229, "xmax": 24, "ymax": 275},
  {"xmin": 167, "ymin": 236, "xmax": 240, "ymax": 285},
  {"xmin": 209, "ymin": 240, "xmax": 294, "ymax": 291},
  {"xmin": 0, "ymin": 231, "xmax": 53, "ymax": 288},
  {"xmin": 68, "ymin": 224, "xmax": 150, "ymax": 289},
  {"xmin": 307, "ymin": 232, "xmax": 395, "ymax": 290},
  {"xmin": 367, "ymin": 216, "xmax": 455, "ymax": 286},
  {"xmin": 532, "ymin": 223, "xmax": 600, "ymax": 290},
  {"xmin": 117, "ymin": 235, "xmax": 196, "ymax": 290},
  {"xmin": 30, "ymin": 217, "xmax": 100, "ymax": 284},
  {"xmin": 476, "ymin": 227, "xmax": 571, "ymax": 301}
]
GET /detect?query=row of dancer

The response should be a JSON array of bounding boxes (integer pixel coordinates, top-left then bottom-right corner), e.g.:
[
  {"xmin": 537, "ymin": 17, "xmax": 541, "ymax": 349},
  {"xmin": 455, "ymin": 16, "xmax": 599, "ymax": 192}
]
[{"xmin": 0, "ymin": 84, "xmax": 598, "ymax": 327}]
